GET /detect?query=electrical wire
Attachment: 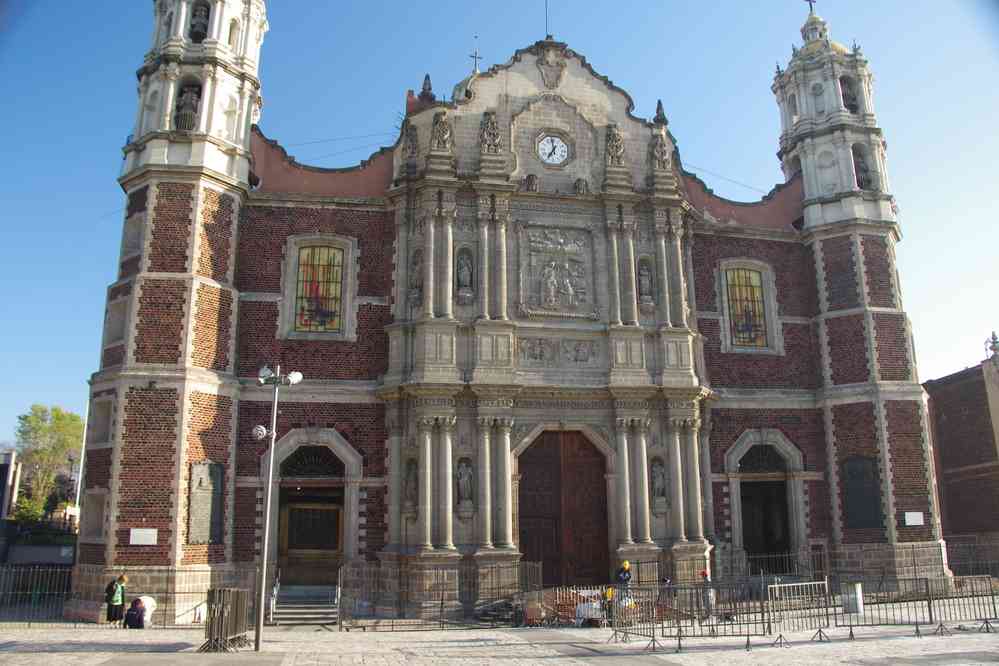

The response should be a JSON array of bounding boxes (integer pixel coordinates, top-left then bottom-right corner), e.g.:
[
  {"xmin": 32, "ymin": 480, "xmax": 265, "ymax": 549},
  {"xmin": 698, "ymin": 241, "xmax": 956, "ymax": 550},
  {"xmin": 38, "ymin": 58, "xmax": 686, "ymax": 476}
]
[
  {"xmin": 682, "ymin": 161, "xmax": 771, "ymax": 196},
  {"xmin": 285, "ymin": 131, "xmax": 397, "ymax": 148}
]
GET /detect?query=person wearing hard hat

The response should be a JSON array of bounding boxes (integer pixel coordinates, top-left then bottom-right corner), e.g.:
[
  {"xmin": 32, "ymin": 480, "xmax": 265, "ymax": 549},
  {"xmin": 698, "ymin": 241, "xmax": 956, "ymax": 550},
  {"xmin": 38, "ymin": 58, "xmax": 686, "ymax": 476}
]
[{"xmin": 615, "ymin": 560, "xmax": 632, "ymax": 586}]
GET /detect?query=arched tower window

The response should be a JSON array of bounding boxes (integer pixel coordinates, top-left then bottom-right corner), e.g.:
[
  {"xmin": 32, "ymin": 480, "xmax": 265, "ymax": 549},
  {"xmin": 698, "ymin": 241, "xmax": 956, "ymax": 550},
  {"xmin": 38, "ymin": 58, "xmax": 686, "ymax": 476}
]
[
  {"xmin": 174, "ymin": 80, "xmax": 202, "ymax": 131},
  {"xmin": 851, "ymin": 143, "xmax": 877, "ymax": 191},
  {"xmin": 840, "ymin": 76, "xmax": 860, "ymax": 114},
  {"xmin": 228, "ymin": 19, "xmax": 241, "ymax": 50},
  {"xmin": 189, "ymin": 1, "xmax": 211, "ymax": 44},
  {"xmin": 295, "ymin": 245, "xmax": 345, "ymax": 333}
]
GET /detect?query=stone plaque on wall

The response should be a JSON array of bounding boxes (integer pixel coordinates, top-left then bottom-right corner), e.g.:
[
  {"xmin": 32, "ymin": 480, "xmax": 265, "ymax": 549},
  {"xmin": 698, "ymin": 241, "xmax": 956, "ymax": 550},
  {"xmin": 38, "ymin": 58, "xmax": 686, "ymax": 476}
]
[{"xmin": 188, "ymin": 461, "xmax": 224, "ymax": 545}]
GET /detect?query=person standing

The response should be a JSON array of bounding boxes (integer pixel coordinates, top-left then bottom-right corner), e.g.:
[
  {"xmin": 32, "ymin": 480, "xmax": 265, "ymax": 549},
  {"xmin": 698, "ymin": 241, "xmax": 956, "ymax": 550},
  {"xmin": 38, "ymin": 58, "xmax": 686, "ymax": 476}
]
[{"xmin": 104, "ymin": 575, "xmax": 127, "ymax": 626}]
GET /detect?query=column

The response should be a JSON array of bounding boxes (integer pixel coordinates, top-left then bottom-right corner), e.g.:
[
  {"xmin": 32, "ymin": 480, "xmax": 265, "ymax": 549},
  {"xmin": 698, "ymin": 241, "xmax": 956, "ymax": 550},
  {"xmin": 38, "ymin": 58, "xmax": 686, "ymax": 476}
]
[
  {"xmin": 477, "ymin": 214, "xmax": 490, "ymax": 319},
  {"xmin": 236, "ymin": 84, "xmax": 252, "ymax": 145},
  {"xmin": 416, "ymin": 417, "xmax": 435, "ymax": 550},
  {"xmin": 132, "ymin": 80, "xmax": 148, "ymax": 140},
  {"xmin": 608, "ymin": 226, "xmax": 623, "ymax": 326},
  {"xmin": 438, "ymin": 416, "xmax": 456, "ymax": 549},
  {"xmin": 422, "ymin": 214, "xmax": 435, "ymax": 319},
  {"xmin": 197, "ymin": 66, "xmax": 214, "ymax": 134},
  {"xmin": 476, "ymin": 417, "xmax": 493, "ymax": 548},
  {"xmin": 394, "ymin": 208, "xmax": 409, "ymax": 321},
  {"xmin": 209, "ymin": 0, "xmax": 224, "ymax": 41},
  {"xmin": 160, "ymin": 69, "xmax": 179, "ymax": 131},
  {"xmin": 615, "ymin": 419, "xmax": 633, "ymax": 545},
  {"xmin": 655, "ymin": 223, "xmax": 673, "ymax": 327},
  {"xmin": 669, "ymin": 220, "xmax": 689, "ymax": 328},
  {"xmin": 631, "ymin": 419, "xmax": 653, "ymax": 544},
  {"xmin": 494, "ymin": 215, "xmax": 509, "ymax": 320},
  {"xmin": 441, "ymin": 210, "xmax": 455, "ymax": 319},
  {"xmin": 623, "ymin": 225, "xmax": 639, "ymax": 325},
  {"xmin": 387, "ymin": 420, "xmax": 403, "ymax": 548},
  {"xmin": 835, "ymin": 135, "xmax": 856, "ymax": 191},
  {"xmin": 174, "ymin": 0, "xmax": 191, "ymax": 40},
  {"xmin": 668, "ymin": 419, "xmax": 686, "ymax": 541},
  {"xmin": 683, "ymin": 419, "xmax": 705, "ymax": 542},
  {"xmin": 494, "ymin": 418, "xmax": 514, "ymax": 548}
]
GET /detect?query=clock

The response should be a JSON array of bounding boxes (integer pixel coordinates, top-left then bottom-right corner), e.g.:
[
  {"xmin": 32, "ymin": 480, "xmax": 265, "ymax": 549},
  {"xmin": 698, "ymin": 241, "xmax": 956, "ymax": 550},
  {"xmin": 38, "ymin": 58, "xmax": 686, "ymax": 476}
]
[{"xmin": 537, "ymin": 134, "xmax": 569, "ymax": 166}]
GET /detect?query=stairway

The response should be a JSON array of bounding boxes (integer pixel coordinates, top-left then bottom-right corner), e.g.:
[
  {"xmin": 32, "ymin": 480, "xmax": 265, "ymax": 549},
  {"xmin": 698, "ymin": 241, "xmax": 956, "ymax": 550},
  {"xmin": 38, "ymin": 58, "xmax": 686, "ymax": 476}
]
[{"xmin": 271, "ymin": 585, "xmax": 339, "ymax": 626}]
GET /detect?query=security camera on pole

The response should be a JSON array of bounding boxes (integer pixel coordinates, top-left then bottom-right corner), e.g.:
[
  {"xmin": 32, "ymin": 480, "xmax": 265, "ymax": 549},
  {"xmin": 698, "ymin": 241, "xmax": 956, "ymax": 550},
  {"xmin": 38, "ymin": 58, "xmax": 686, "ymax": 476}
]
[{"xmin": 252, "ymin": 365, "xmax": 302, "ymax": 652}]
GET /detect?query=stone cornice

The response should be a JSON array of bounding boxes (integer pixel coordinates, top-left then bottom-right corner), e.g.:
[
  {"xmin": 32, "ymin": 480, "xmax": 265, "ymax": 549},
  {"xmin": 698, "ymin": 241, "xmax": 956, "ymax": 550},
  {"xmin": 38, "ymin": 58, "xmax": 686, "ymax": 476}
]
[
  {"xmin": 245, "ymin": 193, "xmax": 388, "ymax": 210},
  {"xmin": 118, "ymin": 163, "xmax": 247, "ymax": 194}
]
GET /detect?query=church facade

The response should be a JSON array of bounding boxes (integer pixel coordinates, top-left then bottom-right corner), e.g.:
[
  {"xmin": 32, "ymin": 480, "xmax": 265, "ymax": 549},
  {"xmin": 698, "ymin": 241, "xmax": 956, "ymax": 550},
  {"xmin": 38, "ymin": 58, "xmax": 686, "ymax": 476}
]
[{"xmin": 77, "ymin": 0, "xmax": 945, "ymax": 617}]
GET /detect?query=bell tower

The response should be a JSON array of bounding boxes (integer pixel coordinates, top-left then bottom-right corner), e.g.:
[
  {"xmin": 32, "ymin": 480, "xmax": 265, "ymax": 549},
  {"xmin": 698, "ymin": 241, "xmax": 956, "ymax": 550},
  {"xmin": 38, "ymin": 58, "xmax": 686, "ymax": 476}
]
[
  {"xmin": 77, "ymin": 0, "xmax": 268, "ymax": 617},
  {"xmin": 772, "ymin": 7, "xmax": 893, "ymax": 229}
]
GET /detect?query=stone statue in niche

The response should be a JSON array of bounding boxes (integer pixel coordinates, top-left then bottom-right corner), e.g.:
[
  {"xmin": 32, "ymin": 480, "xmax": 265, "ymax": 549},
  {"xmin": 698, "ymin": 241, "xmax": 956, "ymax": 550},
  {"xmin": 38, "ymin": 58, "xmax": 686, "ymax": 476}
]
[
  {"xmin": 431, "ymin": 111, "xmax": 452, "ymax": 152},
  {"xmin": 606, "ymin": 123, "xmax": 625, "ymax": 167},
  {"xmin": 651, "ymin": 458, "xmax": 667, "ymax": 499},
  {"xmin": 480, "ymin": 111, "xmax": 501, "ymax": 154},
  {"xmin": 812, "ymin": 82, "xmax": 826, "ymax": 115},
  {"xmin": 409, "ymin": 250, "xmax": 423, "ymax": 305},
  {"xmin": 574, "ymin": 178, "xmax": 590, "ymax": 195},
  {"xmin": 651, "ymin": 132, "xmax": 671, "ymax": 171},
  {"xmin": 456, "ymin": 459, "xmax": 473, "ymax": 505},
  {"xmin": 456, "ymin": 251, "xmax": 474, "ymax": 305},
  {"xmin": 404, "ymin": 459, "xmax": 418, "ymax": 509},
  {"xmin": 175, "ymin": 86, "xmax": 201, "ymax": 131},
  {"xmin": 638, "ymin": 262, "xmax": 654, "ymax": 304},
  {"xmin": 854, "ymin": 152, "xmax": 874, "ymax": 190},
  {"xmin": 189, "ymin": 4, "xmax": 210, "ymax": 43},
  {"xmin": 524, "ymin": 174, "xmax": 539, "ymax": 192}
]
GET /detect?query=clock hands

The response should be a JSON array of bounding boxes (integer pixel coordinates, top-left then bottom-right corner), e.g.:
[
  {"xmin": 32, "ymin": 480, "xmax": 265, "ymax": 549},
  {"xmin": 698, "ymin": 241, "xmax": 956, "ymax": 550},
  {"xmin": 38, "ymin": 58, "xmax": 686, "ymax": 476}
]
[{"xmin": 548, "ymin": 142, "xmax": 557, "ymax": 159}]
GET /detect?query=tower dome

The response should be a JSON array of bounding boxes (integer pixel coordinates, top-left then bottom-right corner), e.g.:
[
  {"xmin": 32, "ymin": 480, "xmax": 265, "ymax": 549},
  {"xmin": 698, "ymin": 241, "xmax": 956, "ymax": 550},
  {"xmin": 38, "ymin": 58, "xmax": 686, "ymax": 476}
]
[{"xmin": 797, "ymin": 9, "xmax": 848, "ymax": 56}]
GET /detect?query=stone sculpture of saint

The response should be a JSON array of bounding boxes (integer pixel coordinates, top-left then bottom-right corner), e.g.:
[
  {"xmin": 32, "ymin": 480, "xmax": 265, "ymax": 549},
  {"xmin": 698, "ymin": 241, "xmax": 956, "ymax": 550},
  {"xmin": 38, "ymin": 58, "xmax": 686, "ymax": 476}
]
[
  {"xmin": 638, "ymin": 263, "xmax": 653, "ymax": 301},
  {"xmin": 651, "ymin": 459, "xmax": 667, "ymax": 499},
  {"xmin": 855, "ymin": 153, "xmax": 873, "ymax": 190},
  {"xmin": 456, "ymin": 460, "xmax": 473, "ymax": 504},
  {"xmin": 175, "ymin": 87, "xmax": 201, "ymax": 131},
  {"xmin": 431, "ymin": 111, "xmax": 452, "ymax": 152},
  {"xmin": 189, "ymin": 5, "xmax": 210, "ymax": 42},
  {"xmin": 541, "ymin": 261, "xmax": 560, "ymax": 308},
  {"xmin": 457, "ymin": 254, "xmax": 473, "ymax": 290}
]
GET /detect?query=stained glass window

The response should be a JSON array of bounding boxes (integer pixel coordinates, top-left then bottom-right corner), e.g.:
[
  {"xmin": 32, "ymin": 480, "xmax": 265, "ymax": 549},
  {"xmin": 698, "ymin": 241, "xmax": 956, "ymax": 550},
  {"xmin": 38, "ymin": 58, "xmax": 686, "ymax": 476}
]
[
  {"xmin": 726, "ymin": 268, "xmax": 768, "ymax": 347},
  {"xmin": 295, "ymin": 246, "xmax": 344, "ymax": 333}
]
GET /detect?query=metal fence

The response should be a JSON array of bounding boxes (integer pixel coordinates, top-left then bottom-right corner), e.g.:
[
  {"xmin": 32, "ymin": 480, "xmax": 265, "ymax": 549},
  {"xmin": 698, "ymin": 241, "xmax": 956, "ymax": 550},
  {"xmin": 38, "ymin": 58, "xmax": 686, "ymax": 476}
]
[{"xmin": 198, "ymin": 588, "xmax": 252, "ymax": 652}]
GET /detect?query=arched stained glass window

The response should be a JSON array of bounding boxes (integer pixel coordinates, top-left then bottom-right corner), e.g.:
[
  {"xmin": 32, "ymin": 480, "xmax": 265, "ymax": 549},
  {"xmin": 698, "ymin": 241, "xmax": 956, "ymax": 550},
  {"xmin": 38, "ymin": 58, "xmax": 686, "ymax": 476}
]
[
  {"xmin": 295, "ymin": 246, "xmax": 344, "ymax": 333},
  {"xmin": 725, "ymin": 268, "xmax": 768, "ymax": 347}
]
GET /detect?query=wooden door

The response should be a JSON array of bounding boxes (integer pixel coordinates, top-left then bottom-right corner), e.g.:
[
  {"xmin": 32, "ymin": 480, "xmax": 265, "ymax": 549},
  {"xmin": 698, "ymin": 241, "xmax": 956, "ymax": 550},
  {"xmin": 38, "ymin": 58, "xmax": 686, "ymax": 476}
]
[
  {"xmin": 518, "ymin": 431, "xmax": 609, "ymax": 587},
  {"xmin": 279, "ymin": 502, "xmax": 343, "ymax": 585}
]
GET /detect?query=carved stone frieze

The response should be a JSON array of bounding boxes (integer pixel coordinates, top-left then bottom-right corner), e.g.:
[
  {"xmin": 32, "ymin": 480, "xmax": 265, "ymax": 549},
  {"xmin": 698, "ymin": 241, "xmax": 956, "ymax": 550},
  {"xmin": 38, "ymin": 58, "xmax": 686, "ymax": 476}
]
[
  {"xmin": 413, "ymin": 396, "xmax": 457, "ymax": 410},
  {"xmin": 518, "ymin": 224, "xmax": 599, "ymax": 320},
  {"xmin": 518, "ymin": 337, "xmax": 558, "ymax": 367},
  {"xmin": 477, "ymin": 397, "xmax": 515, "ymax": 410},
  {"xmin": 515, "ymin": 398, "xmax": 612, "ymax": 411},
  {"xmin": 560, "ymin": 339, "xmax": 599, "ymax": 366}
]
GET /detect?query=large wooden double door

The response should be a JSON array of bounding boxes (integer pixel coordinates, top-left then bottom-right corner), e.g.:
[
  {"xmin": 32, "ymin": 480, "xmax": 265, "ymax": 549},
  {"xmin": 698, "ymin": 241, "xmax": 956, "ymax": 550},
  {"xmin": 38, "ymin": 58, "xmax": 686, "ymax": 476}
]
[{"xmin": 518, "ymin": 431, "xmax": 609, "ymax": 587}]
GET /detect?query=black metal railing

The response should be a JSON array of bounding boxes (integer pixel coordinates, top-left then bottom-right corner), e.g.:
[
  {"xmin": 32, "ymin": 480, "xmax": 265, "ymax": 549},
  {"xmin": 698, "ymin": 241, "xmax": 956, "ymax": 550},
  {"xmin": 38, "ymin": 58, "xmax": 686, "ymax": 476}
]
[{"xmin": 198, "ymin": 588, "xmax": 251, "ymax": 652}]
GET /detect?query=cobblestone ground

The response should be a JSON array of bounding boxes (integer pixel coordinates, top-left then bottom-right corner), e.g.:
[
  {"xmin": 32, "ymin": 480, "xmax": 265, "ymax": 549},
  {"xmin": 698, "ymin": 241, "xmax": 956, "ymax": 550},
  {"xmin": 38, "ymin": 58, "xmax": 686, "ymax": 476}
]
[{"xmin": 0, "ymin": 623, "xmax": 996, "ymax": 664}]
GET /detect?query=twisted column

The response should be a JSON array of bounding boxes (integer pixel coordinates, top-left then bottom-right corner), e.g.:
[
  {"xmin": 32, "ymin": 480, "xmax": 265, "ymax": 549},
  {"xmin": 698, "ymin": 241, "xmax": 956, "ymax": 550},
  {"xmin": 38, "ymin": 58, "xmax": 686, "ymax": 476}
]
[
  {"xmin": 683, "ymin": 419, "xmax": 705, "ymax": 541},
  {"xmin": 623, "ymin": 224, "xmax": 639, "ymax": 325},
  {"xmin": 608, "ymin": 225, "xmax": 623, "ymax": 326},
  {"xmin": 632, "ymin": 419, "xmax": 653, "ymax": 544},
  {"xmin": 615, "ymin": 419, "xmax": 633, "ymax": 545},
  {"xmin": 416, "ymin": 417, "xmax": 435, "ymax": 550},
  {"xmin": 442, "ymin": 210, "xmax": 455, "ymax": 319},
  {"xmin": 437, "ymin": 416, "xmax": 456, "ymax": 549},
  {"xmin": 495, "ymin": 418, "xmax": 515, "ymax": 548},
  {"xmin": 668, "ymin": 418, "xmax": 686, "ymax": 541},
  {"xmin": 476, "ymin": 417, "xmax": 493, "ymax": 548}
]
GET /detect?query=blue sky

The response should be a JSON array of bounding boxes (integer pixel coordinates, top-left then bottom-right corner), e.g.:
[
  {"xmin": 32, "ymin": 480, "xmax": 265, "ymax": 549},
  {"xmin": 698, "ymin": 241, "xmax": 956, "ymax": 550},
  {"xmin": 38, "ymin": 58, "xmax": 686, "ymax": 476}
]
[{"xmin": 0, "ymin": 1, "xmax": 997, "ymax": 441}]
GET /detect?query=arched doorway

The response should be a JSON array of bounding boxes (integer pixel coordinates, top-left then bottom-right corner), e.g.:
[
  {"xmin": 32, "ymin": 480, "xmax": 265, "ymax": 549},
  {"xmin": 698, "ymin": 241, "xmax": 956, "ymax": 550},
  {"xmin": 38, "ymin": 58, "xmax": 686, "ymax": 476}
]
[
  {"xmin": 518, "ymin": 431, "xmax": 609, "ymax": 587},
  {"xmin": 278, "ymin": 446, "xmax": 344, "ymax": 585}
]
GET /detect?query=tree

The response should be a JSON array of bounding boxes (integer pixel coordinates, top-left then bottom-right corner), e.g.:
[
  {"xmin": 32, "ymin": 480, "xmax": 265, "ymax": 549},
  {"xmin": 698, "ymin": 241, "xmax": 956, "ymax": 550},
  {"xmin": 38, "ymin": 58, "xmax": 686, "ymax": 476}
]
[{"xmin": 15, "ymin": 405, "xmax": 84, "ymax": 512}]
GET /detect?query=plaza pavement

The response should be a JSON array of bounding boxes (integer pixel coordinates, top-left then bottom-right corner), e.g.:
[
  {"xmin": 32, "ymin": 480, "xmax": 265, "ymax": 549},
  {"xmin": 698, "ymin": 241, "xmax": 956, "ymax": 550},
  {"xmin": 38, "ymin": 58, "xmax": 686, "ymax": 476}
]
[{"xmin": 0, "ymin": 623, "xmax": 996, "ymax": 664}]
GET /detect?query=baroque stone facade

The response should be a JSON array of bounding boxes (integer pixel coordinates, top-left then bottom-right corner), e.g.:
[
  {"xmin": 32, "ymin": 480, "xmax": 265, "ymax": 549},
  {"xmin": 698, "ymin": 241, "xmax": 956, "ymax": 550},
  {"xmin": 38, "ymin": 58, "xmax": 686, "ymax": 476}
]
[{"xmin": 77, "ymin": 3, "xmax": 945, "ymax": 621}]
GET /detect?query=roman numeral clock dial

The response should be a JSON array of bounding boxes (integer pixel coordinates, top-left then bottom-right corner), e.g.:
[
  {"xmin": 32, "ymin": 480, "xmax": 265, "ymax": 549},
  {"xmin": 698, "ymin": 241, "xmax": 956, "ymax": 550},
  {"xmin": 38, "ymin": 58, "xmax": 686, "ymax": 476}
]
[{"xmin": 537, "ymin": 135, "xmax": 569, "ymax": 165}]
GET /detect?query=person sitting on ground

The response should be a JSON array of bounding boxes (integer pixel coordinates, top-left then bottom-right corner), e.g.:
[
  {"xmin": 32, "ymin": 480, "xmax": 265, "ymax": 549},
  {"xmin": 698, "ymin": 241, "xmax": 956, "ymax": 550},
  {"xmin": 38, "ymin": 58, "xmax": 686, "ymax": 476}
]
[{"xmin": 124, "ymin": 598, "xmax": 145, "ymax": 629}]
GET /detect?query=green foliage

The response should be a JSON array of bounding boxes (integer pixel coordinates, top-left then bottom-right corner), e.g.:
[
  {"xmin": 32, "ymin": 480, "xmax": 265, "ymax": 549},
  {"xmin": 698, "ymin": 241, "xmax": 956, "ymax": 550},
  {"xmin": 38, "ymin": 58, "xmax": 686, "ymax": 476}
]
[
  {"xmin": 16, "ymin": 404, "xmax": 84, "ymax": 510},
  {"xmin": 13, "ymin": 495, "xmax": 45, "ymax": 523}
]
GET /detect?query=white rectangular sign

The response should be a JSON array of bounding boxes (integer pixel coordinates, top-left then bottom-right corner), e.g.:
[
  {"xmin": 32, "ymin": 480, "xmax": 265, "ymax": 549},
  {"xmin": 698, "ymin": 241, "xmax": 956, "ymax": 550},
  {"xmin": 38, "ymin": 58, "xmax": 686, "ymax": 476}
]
[
  {"xmin": 129, "ymin": 528, "xmax": 158, "ymax": 546},
  {"xmin": 903, "ymin": 511, "xmax": 925, "ymax": 527}
]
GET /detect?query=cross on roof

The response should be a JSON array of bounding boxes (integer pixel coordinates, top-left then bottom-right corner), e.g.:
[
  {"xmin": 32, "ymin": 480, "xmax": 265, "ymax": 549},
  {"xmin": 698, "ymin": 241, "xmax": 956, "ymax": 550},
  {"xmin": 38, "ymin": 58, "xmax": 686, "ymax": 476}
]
[
  {"xmin": 470, "ymin": 36, "xmax": 482, "ymax": 74},
  {"xmin": 805, "ymin": 0, "xmax": 817, "ymax": 13}
]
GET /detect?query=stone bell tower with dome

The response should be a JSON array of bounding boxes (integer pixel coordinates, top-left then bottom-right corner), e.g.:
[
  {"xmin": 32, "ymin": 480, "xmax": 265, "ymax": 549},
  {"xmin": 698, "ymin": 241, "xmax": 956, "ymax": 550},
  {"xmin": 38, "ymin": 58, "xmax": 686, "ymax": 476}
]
[{"xmin": 72, "ymin": 0, "xmax": 268, "ymax": 622}]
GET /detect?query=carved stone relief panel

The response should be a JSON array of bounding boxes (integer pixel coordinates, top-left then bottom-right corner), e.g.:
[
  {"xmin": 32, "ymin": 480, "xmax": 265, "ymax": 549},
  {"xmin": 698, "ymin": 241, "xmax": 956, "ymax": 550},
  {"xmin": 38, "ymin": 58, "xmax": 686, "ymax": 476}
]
[
  {"xmin": 517, "ymin": 224, "xmax": 599, "ymax": 320},
  {"xmin": 516, "ymin": 337, "xmax": 603, "ymax": 369},
  {"xmin": 477, "ymin": 332, "xmax": 512, "ymax": 367},
  {"xmin": 537, "ymin": 46, "xmax": 566, "ymax": 89},
  {"xmin": 518, "ymin": 337, "xmax": 558, "ymax": 368}
]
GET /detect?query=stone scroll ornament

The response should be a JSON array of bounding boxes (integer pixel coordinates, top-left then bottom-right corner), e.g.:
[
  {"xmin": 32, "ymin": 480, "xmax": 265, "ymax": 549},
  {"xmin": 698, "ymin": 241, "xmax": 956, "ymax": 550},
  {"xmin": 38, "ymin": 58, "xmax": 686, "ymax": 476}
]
[
  {"xmin": 431, "ymin": 111, "xmax": 453, "ymax": 153},
  {"xmin": 606, "ymin": 123, "xmax": 625, "ymax": 166},
  {"xmin": 480, "ymin": 111, "xmax": 501, "ymax": 154}
]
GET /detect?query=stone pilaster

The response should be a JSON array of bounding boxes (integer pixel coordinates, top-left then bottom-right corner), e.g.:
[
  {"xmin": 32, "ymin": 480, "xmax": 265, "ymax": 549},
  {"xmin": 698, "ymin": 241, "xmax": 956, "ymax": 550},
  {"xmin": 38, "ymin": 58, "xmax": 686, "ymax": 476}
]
[
  {"xmin": 607, "ymin": 223, "xmax": 623, "ymax": 326},
  {"xmin": 476, "ymin": 417, "xmax": 493, "ymax": 549},
  {"xmin": 667, "ymin": 416, "xmax": 686, "ymax": 542},
  {"xmin": 654, "ymin": 215, "xmax": 673, "ymax": 328},
  {"xmin": 494, "ymin": 214, "xmax": 509, "ymax": 321},
  {"xmin": 441, "ymin": 208, "xmax": 454, "ymax": 319},
  {"xmin": 476, "ymin": 202, "xmax": 490, "ymax": 320},
  {"xmin": 631, "ymin": 418, "xmax": 653, "ymax": 544},
  {"xmin": 623, "ymin": 223, "xmax": 640, "ymax": 326},
  {"xmin": 683, "ymin": 418, "xmax": 705, "ymax": 542},
  {"xmin": 416, "ymin": 416, "xmax": 434, "ymax": 550},
  {"xmin": 421, "ymin": 212, "xmax": 435, "ymax": 319},
  {"xmin": 494, "ymin": 417, "xmax": 515, "ymax": 548},
  {"xmin": 614, "ymin": 418, "xmax": 633, "ymax": 545},
  {"xmin": 668, "ymin": 218, "xmax": 689, "ymax": 328},
  {"xmin": 437, "ymin": 416, "xmax": 456, "ymax": 549}
]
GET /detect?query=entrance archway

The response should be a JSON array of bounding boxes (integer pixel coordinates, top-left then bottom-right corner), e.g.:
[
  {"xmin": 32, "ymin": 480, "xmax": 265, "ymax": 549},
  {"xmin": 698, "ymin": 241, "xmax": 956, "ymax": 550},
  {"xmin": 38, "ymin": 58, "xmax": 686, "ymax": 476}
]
[{"xmin": 517, "ymin": 431, "xmax": 609, "ymax": 587}]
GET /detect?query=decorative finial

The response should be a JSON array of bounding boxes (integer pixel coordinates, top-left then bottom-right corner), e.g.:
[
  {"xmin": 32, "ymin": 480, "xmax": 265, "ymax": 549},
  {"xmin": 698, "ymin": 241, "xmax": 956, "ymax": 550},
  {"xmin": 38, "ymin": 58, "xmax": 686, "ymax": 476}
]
[
  {"xmin": 419, "ymin": 74, "xmax": 436, "ymax": 103},
  {"xmin": 776, "ymin": 62, "xmax": 783, "ymax": 75},
  {"xmin": 988, "ymin": 331, "xmax": 999, "ymax": 358},
  {"xmin": 470, "ymin": 35, "xmax": 482, "ymax": 75},
  {"xmin": 805, "ymin": 0, "xmax": 817, "ymax": 14},
  {"xmin": 852, "ymin": 40, "xmax": 862, "ymax": 55},
  {"xmin": 653, "ymin": 99, "xmax": 668, "ymax": 126}
]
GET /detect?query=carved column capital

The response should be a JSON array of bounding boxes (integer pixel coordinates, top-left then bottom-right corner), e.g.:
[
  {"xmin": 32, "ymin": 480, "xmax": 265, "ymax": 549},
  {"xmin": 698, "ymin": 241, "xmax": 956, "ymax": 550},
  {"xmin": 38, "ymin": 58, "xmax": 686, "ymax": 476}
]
[
  {"xmin": 477, "ymin": 416, "xmax": 494, "ymax": 429},
  {"xmin": 630, "ymin": 418, "xmax": 652, "ymax": 432},
  {"xmin": 495, "ymin": 417, "xmax": 514, "ymax": 431},
  {"xmin": 417, "ymin": 416, "xmax": 437, "ymax": 432},
  {"xmin": 438, "ymin": 415, "xmax": 457, "ymax": 432},
  {"xmin": 614, "ymin": 417, "xmax": 630, "ymax": 432}
]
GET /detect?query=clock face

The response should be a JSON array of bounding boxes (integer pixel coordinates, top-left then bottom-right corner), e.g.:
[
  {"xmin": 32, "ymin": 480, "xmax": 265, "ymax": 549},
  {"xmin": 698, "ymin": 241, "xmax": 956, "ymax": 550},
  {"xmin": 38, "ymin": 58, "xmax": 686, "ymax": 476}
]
[{"xmin": 537, "ymin": 135, "xmax": 569, "ymax": 165}]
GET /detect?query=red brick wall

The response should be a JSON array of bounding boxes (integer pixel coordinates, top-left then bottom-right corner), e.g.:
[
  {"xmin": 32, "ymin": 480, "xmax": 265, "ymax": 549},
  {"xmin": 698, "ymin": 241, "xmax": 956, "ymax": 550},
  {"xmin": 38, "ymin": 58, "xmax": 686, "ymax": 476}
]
[
  {"xmin": 182, "ymin": 392, "xmax": 232, "ymax": 565},
  {"xmin": 807, "ymin": 479, "xmax": 832, "ymax": 540},
  {"xmin": 941, "ymin": 470, "xmax": 999, "ymax": 534},
  {"xmin": 116, "ymin": 386, "xmax": 179, "ymax": 565},
  {"xmin": 235, "ymin": 302, "xmax": 390, "ymax": 380},
  {"xmin": 874, "ymin": 313, "xmax": 911, "ymax": 381},
  {"xmin": 101, "ymin": 344, "xmax": 125, "ymax": 369},
  {"xmin": 826, "ymin": 314, "xmax": 868, "ymax": 384},
  {"xmin": 708, "ymin": 408, "xmax": 826, "ymax": 473},
  {"xmin": 149, "ymin": 183, "xmax": 193, "ymax": 273},
  {"xmin": 134, "ymin": 279, "xmax": 186, "ymax": 365},
  {"xmin": 196, "ymin": 189, "xmax": 234, "ymax": 282},
  {"xmin": 700, "ymin": 320, "xmax": 820, "ymax": 389},
  {"xmin": 78, "ymin": 543, "xmax": 106, "ymax": 565},
  {"xmin": 362, "ymin": 486, "xmax": 386, "ymax": 559},
  {"xmin": 236, "ymin": 401, "xmax": 385, "ymax": 478},
  {"xmin": 84, "ymin": 448, "xmax": 112, "ymax": 489},
  {"xmin": 924, "ymin": 368, "xmax": 996, "ymax": 469},
  {"xmin": 692, "ymin": 234, "xmax": 818, "ymax": 316},
  {"xmin": 127, "ymin": 185, "xmax": 149, "ymax": 218},
  {"xmin": 832, "ymin": 402, "xmax": 887, "ymax": 544},
  {"xmin": 885, "ymin": 401, "xmax": 933, "ymax": 542},
  {"xmin": 233, "ymin": 487, "xmax": 259, "ymax": 562},
  {"xmin": 192, "ymin": 284, "xmax": 232, "ymax": 372},
  {"xmin": 821, "ymin": 236, "xmax": 859, "ymax": 311},
  {"xmin": 861, "ymin": 235, "xmax": 896, "ymax": 308},
  {"xmin": 712, "ymin": 481, "xmax": 727, "ymax": 540}
]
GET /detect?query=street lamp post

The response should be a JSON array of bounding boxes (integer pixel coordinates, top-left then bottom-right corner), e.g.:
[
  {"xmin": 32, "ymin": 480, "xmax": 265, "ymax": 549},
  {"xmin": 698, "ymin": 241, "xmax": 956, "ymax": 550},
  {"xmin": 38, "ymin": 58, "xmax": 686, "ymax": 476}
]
[{"xmin": 251, "ymin": 365, "xmax": 303, "ymax": 652}]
